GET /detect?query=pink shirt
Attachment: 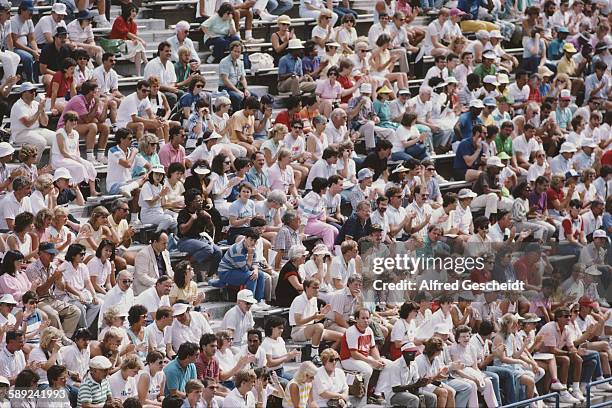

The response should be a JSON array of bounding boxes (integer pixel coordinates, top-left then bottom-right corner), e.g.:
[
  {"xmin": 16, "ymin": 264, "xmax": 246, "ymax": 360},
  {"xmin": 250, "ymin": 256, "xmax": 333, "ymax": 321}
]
[
  {"xmin": 57, "ymin": 95, "xmax": 100, "ymax": 129},
  {"xmin": 315, "ymin": 79, "xmax": 342, "ymax": 101},
  {"xmin": 158, "ymin": 143, "xmax": 186, "ymax": 170},
  {"xmin": 538, "ymin": 321, "xmax": 572, "ymax": 350},
  {"xmin": 0, "ymin": 271, "xmax": 31, "ymax": 305}
]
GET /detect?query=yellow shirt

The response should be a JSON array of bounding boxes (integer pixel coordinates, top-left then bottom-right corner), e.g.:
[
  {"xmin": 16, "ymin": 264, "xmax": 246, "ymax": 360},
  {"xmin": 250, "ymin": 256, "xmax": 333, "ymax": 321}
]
[
  {"xmin": 229, "ymin": 110, "xmax": 254, "ymax": 144},
  {"xmin": 169, "ymin": 281, "xmax": 198, "ymax": 304},
  {"xmin": 557, "ymin": 56, "xmax": 577, "ymax": 76}
]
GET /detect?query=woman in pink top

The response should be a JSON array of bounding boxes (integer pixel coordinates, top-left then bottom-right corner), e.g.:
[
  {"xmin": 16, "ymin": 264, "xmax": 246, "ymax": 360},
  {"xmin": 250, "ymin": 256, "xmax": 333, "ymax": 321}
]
[
  {"xmin": 315, "ymin": 66, "xmax": 343, "ymax": 117},
  {"xmin": 0, "ymin": 250, "xmax": 35, "ymax": 306},
  {"xmin": 268, "ymin": 148, "xmax": 299, "ymax": 205}
]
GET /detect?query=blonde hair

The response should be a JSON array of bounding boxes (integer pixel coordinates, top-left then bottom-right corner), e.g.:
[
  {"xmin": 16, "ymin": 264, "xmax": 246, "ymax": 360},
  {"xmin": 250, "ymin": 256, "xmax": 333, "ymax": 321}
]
[
  {"xmin": 269, "ymin": 123, "xmax": 288, "ymax": 139},
  {"xmin": 103, "ymin": 327, "xmax": 125, "ymax": 342},
  {"xmin": 33, "ymin": 174, "xmax": 54, "ymax": 192},
  {"xmin": 18, "ymin": 144, "xmax": 38, "ymax": 162},
  {"xmin": 120, "ymin": 354, "xmax": 144, "ymax": 371},
  {"xmin": 293, "ymin": 361, "xmax": 317, "ymax": 384},
  {"xmin": 148, "ymin": 75, "xmax": 160, "ymax": 87},
  {"xmin": 40, "ymin": 327, "xmax": 63, "ymax": 351},
  {"xmin": 277, "ymin": 148, "xmax": 291, "ymax": 161},
  {"xmin": 35, "ymin": 208, "xmax": 53, "ymax": 230},
  {"xmin": 139, "ymin": 133, "xmax": 159, "ymax": 152},
  {"xmin": 320, "ymin": 348, "xmax": 339, "ymax": 364},
  {"xmin": 103, "ymin": 306, "xmax": 125, "ymax": 326},
  {"xmin": 178, "ymin": 45, "xmax": 191, "ymax": 58},
  {"xmin": 89, "ymin": 206, "xmax": 110, "ymax": 224},
  {"xmin": 499, "ymin": 313, "xmax": 518, "ymax": 336}
]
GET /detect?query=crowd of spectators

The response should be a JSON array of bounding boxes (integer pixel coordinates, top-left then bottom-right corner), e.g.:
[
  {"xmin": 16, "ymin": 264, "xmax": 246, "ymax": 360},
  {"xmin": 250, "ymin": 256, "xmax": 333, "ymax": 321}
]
[{"xmin": 0, "ymin": 0, "xmax": 610, "ymax": 406}]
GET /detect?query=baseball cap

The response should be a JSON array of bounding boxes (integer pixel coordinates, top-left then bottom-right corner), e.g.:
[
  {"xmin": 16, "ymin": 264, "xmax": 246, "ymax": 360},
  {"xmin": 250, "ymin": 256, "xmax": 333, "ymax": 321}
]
[
  {"xmin": 0, "ymin": 142, "xmax": 14, "ymax": 157},
  {"xmin": 497, "ymin": 152, "xmax": 511, "ymax": 160},
  {"xmin": 563, "ymin": 43, "xmax": 577, "ymax": 53},
  {"xmin": 237, "ymin": 289, "xmax": 257, "ymax": 304},
  {"xmin": 458, "ymin": 188, "xmax": 477, "ymax": 199},
  {"xmin": 172, "ymin": 303, "xmax": 190, "ymax": 316},
  {"xmin": 357, "ymin": 168, "xmax": 374, "ymax": 181},
  {"xmin": 53, "ymin": 167, "xmax": 72, "ymax": 181},
  {"xmin": 52, "ymin": 2, "xmax": 67, "ymax": 15},
  {"xmin": 560, "ymin": 89, "xmax": 571, "ymax": 100},
  {"xmin": 565, "ymin": 169, "xmax": 579, "ymax": 179},
  {"xmin": 482, "ymin": 51, "xmax": 497, "ymax": 59},
  {"xmin": 39, "ymin": 242, "xmax": 59, "ymax": 255},
  {"xmin": 483, "ymin": 96, "xmax": 497, "ymax": 106},
  {"xmin": 150, "ymin": 165, "xmax": 166, "ymax": 174},
  {"xmin": 18, "ymin": 82, "xmax": 37, "ymax": 93},
  {"xmin": 19, "ymin": 0, "xmax": 34, "ymax": 11},
  {"xmin": 483, "ymin": 75, "xmax": 499, "ymax": 86},
  {"xmin": 581, "ymin": 138, "xmax": 597, "ymax": 148},
  {"xmin": 0, "ymin": 3, "xmax": 10, "ymax": 12},
  {"xmin": 497, "ymin": 73, "xmax": 510, "ymax": 84},
  {"xmin": 433, "ymin": 323, "xmax": 451, "ymax": 335},
  {"xmin": 469, "ymin": 99, "xmax": 484, "ymax": 108},
  {"xmin": 0, "ymin": 294, "xmax": 17, "ymax": 305},
  {"xmin": 578, "ymin": 296, "xmax": 598, "ymax": 308},
  {"xmin": 54, "ymin": 26, "xmax": 68, "ymax": 37},
  {"xmin": 593, "ymin": 229, "xmax": 608, "ymax": 239},
  {"xmin": 0, "ymin": 376, "xmax": 8, "ymax": 386},
  {"xmin": 368, "ymin": 224, "xmax": 384, "ymax": 233},
  {"xmin": 450, "ymin": 7, "xmax": 466, "ymax": 16},
  {"xmin": 486, "ymin": 156, "xmax": 505, "ymax": 167}
]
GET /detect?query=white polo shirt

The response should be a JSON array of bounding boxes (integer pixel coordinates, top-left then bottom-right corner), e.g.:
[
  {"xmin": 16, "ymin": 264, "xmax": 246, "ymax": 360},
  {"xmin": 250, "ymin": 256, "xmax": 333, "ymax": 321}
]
[
  {"xmin": 10, "ymin": 98, "xmax": 40, "ymax": 136},
  {"xmin": 289, "ymin": 292, "xmax": 318, "ymax": 327},
  {"xmin": 0, "ymin": 346, "xmax": 26, "ymax": 380},
  {"xmin": 221, "ymin": 305, "xmax": 254, "ymax": 347},
  {"xmin": 170, "ymin": 311, "xmax": 212, "ymax": 351},
  {"xmin": 143, "ymin": 57, "xmax": 177, "ymax": 87}
]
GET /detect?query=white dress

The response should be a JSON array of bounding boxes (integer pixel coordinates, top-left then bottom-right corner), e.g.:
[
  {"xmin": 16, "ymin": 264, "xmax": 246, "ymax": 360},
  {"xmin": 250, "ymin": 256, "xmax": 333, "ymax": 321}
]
[{"xmin": 51, "ymin": 128, "xmax": 97, "ymax": 184}]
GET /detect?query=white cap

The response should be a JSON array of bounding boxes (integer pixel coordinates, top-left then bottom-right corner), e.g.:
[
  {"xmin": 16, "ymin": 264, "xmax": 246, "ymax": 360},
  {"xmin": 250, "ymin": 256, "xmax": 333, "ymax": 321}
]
[
  {"xmin": 0, "ymin": 294, "xmax": 17, "ymax": 305},
  {"xmin": 593, "ymin": 229, "xmax": 608, "ymax": 239},
  {"xmin": 237, "ymin": 289, "xmax": 257, "ymax": 304},
  {"xmin": 585, "ymin": 265, "xmax": 602, "ymax": 276},
  {"xmin": 53, "ymin": 167, "xmax": 72, "ymax": 181},
  {"xmin": 433, "ymin": 323, "xmax": 451, "ymax": 335},
  {"xmin": 560, "ymin": 89, "xmax": 571, "ymax": 100},
  {"xmin": 0, "ymin": 142, "xmax": 14, "ymax": 158},
  {"xmin": 446, "ymin": 76, "xmax": 458, "ymax": 84},
  {"xmin": 89, "ymin": 356, "xmax": 112, "ymax": 369},
  {"xmin": 359, "ymin": 83, "xmax": 372, "ymax": 94},
  {"xmin": 559, "ymin": 142, "xmax": 577, "ymax": 153},
  {"xmin": 52, "ymin": 2, "xmax": 67, "ymax": 14},
  {"xmin": 151, "ymin": 164, "xmax": 166, "ymax": 174},
  {"xmin": 581, "ymin": 138, "xmax": 597, "ymax": 148},
  {"xmin": 312, "ymin": 243, "xmax": 331, "ymax": 256},
  {"xmin": 490, "ymin": 30, "xmax": 504, "ymax": 38},
  {"xmin": 469, "ymin": 99, "xmax": 484, "ymax": 108},
  {"xmin": 392, "ymin": 164, "xmax": 409, "ymax": 174},
  {"xmin": 482, "ymin": 51, "xmax": 497, "ymax": 59},
  {"xmin": 486, "ymin": 156, "xmax": 505, "ymax": 168},
  {"xmin": 0, "ymin": 376, "xmax": 8, "ymax": 386},
  {"xmin": 483, "ymin": 75, "xmax": 500, "ymax": 86},
  {"xmin": 357, "ymin": 168, "xmax": 375, "ymax": 181},
  {"xmin": 458, "ymin": 188, "xmax": 477, "ymax": 199},
  {"xmin": 172, "ymin": 303, "xmax": 190, "ymax": 316}
]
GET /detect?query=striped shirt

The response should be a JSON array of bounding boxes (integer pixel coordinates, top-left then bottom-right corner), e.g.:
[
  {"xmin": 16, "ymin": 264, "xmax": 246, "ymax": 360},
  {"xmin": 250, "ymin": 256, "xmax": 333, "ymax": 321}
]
[
  {"xmin": 77, "ymin": 375, "xmax": 112, "ymax": 408},
  {"xmin": 218, "ymin": 240, "xmax": 259, "ymax": 275},
  {"xmin": 298, "ymin": 191, "xmax": 325, "ymax": 226}
]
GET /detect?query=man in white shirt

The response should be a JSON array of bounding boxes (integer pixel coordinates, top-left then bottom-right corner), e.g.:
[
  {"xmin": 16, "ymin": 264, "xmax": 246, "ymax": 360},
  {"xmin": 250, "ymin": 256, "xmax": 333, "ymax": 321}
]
[
  {"xmin": 92, "ymin": 53, "xmax": 124, "ymax": 127},
  {"xmin": 167, "ymin": 21, "xmax": 200, "ymax": 63},
  {"xmin": 370, "ymin": 196, "xmax": 392, "ymax": 243},
  {"xmin": 238, "ymin": 330, "xmax": 267, "ymax": 370},
  {"xmin": 389, "ymin": 89, "xmax": 410, "ymax": 122},
  {"xmin": 116, "ymin": 80, "xmax": 164, "ymax": 141},
  {"xmin": 144, "ymin": 306, "xmax": 174, "ymax": 358},
  {"xmin": 325, "ymin": 275, "xmax": 362, "ymax": 333},
  {"xmin": 223, "ymin": 370, "xmax": 261, "ymax": 408},
  {"xmin": 507, "ymin": 71, "xmax": 530, "ymax": 112},
  {"xmin": 9, "ymin": 82, "xmax": 55, "ymax": 161},
  {"xmin": 1, "ymin": 176, "xmax": 32, "ymax": 231},
  {"xmin": 0, "ymin": 295, "xmax": 17, "ymax": 344},
  {"xmin": 550, "ymin": 142, "xmax": 577, "ymax": 176},
  {"xmin": 581, "ymin": 201, "xmax": 604, "ymax": 239},
  {"xmin": 305, "ymin": 147, "xmax": 339, "ymax": 190},
  {"xmin": 170, "ymin": 303, "xmax": 212, "ymax": 351},
  {"xmin": 221, "ymin": 289, "xmax": 256, "ymax": 347},
  {"xmin": 0, "ymin": 331, "xmax": 27, "ymax": 385},
  {"xmin": 512, "ymin": 123, "xmax": 542, "ymax": 170},
  {"xmin": 325, "ymin": 109, "xmax": 349, "ymax": 145},
  {"xmin": 330, "ymin": 240, "xmax": 358, "ymax": 289},
  {"xmin": 33, "ymin": 3, "xmax": 67, "ymax": 46},
  {"xmin": 99, "ymin": 270, "xmax": 135, "ymax": 329},
  {"xmin": 60, "ymin": 328, "xmax": 91, "ymax": 386},
  {"xmin": 385, "ymin": 186, "xmax": 413, "ymax": 240},
  {"xmin": 143, "ymin": 41, "xmax": 182, "ymax": 107},
  {"xmin": 135, "ymin": 276, "xmax": 172, "ymax": 319}
]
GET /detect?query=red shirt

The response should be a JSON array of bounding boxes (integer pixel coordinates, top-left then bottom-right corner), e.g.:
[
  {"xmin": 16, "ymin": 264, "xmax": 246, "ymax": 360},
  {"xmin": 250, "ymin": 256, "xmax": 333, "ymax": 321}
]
[
  {"xmin": 340, "ymin": 325, "xmax": 374, "ymax": 360},
  {"xmin": 528, "ymin": 84, "xmax": 542, "ymax": 103},
  {"xmin": 546, "ymin": 187, "xmax": 564, "ymax": 210},
  {"xmin": 274, "ymin": 110, "xmax": 301, "ymax": 128},
  {"xmin": 337, "ymin": 75, "xmax": 354, "ymax": 104},
  {"xmin": 513, "ymin": 255, "xmax": 540, "ymax": 285},
  {"xmin": 109, "ymin": 16, "xmax": 137, "ymax": 40},
  {"xmin": 195, "ymin": 352, "xmax": 219, "ymax": 381},
  {"xmin": 47, "ymin": 71, "xmax": 73, "ymax": 99},
  {"xmin": 602, "ymin": 150, "xmax": 612, "ymax": 167}
]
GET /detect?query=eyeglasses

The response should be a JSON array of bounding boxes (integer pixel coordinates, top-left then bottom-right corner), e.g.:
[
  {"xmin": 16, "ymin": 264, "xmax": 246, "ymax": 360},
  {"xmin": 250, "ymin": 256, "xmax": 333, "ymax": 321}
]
[
  {"xmin": 293, "ymin": 126, "xmax": 303, "ymax": 130},
  {"xmin": 121, "ymin": 279, "xmax": 134, "ymax": 284},
  {"xmin": 328, "ymin": 73, "xmax": 337, "ymax": 77},
  {"xmin": 79, "ymin": 252, "xmax": 86, "ymax": 256},
  {"xmin": 426, "ymin": 167, "xmax": 435, "ymax": 171}
]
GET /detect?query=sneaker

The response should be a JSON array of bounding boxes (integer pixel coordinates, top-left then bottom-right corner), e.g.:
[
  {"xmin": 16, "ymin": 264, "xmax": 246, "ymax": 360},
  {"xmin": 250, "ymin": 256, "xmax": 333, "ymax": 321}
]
[
  {"xmin": 559, "ymin": 390, "xmax": 580, "ymax": 404},
  {"xmin": 206, "ymin": 55, "xmax": 215, "ymax": 64},
  {"xmin": 244, "ymin": 37, "xmax": 265, "ymax": 44},
  {"xmin": 366, "ymin": 395, "xmax": 385, "ymax": 405},
  {"xmin": 91, "ymin": 159, "xmax": 105, "ymax": 167},
  {"xmin": 94, "ymin": 15, "xmax": 111, "ymax": 28},
  {"xmin": 96, "ymin": 156, "xmax": 108, "ymax": 165},
  {"xmin": 595, "ymin": 382, "xmax": 612, "ymax": 392},
  {"xmin": 571, "ymin": 388, "xmax": 585, "ymax": 402},
  {"xmin": 257, "ymin": 10, "xmax": 277, "ymax": 22},
  {"xmin": 550, "ymin": 381, "xmax": 566, "ymax": 391},
  {"xmin": 311, "ymin": 355, "xmax": 322, "ymax": 366},
  {"xmin": 111, "ymin": 123, "xmax": 118, "ymax": 133}
]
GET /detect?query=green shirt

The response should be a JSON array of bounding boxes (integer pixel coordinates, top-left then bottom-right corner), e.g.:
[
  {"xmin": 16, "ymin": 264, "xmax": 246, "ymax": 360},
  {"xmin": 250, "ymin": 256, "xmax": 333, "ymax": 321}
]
[
  {"xmin": 77, "ymin": 375, "xmax": 112, "ymax": 408},
  {"xmin": 473, "ymin": 63, "xmax": 496, "ymax": 80},
  {"xmin": 495, "ymin": 134, "xmax": 513, "ymax": 156}
]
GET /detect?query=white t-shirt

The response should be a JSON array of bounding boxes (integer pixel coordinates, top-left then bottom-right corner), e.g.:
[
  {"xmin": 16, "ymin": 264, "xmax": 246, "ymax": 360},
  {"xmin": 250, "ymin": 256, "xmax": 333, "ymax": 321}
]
[
  {"xmin": 386, "ymin": 205, "xmax": 408, "ymax": 239},
  {"xmin": 60, "ymin": 344, "xmax": 89, "ymax": 385},
  {"xmin": 1, "ymin": 193, "xmax": 32, "ymax": 230},
  {"xmin": 92, "ymin": 66, "xmax": 119, "ymax": 94},
  {"xmin": 145, "ymin": 322, "xmax": 172, "ymax": 354},
  {"xmin": 136, "ymin": 287, "xmax": 171, "ymax": 317},
  {"xmin": 221, "ymin": 305, "xmax": 254, "ymax": 346},
  {"xmin": 33, "ymin": 15, "xmax": 66, "ymax": 45},
  {"xmin": 311, "ymin": 25, "xmax": 330, "ymax": 57},
  {"xmin": 116, "ymin": 92, "xmax": 151, "ymax": 128},
  {"xmin": 312, "ymin": 366, "xmax": 348, "ymax": 407},
  {"xmin": 170, "ymin": 311, "xmax": 212, "ymax": 351},
  {"xmin": 143, "ymin": 57, "xmax": 177, "ymax": 87},
  {"xmin": 215, "ymin": 347, "xmax": 238, "ymax": 374},
  {"xmin": 87, "ymin": 257, "xmax": 111, "ymax": 289},
  {"xmin": 106, "ymin": 145, "xmax": 134, "ymax": 190},
  {"xmin": 289, "ymin": 292, "xmax": 319, "ymax": 327},
  {"xmin": 260, "ymin": 337, "xmax": 287, "ymax": 370},
  {"xmin": 0, "ymin": 347, "xmax": 26, "ymax": 380},
  {"xmin": 507, "ymin": 83, "xmax": 529, "ymax": 105},
  {"xmin": 10, "ymin": 98, "xmax": 40, "ymax": 136},
  {"xmin": 330, "ymin": 255, "xmax": 356, "ymax": 287},
  {"xmin": 109, "ymin": 370, "xmax": 138, "ymax": 401},
  {"xmin": 390, "ymin": 125, "xmax": 419, "ymax": 153},
  {"xmin": 29, "ymin": 345, "xmax": 63, "ymax": 385},
  {"xmin": 66, "ymin": 19, "xmax": 93, "ymax": 44},
  {"xmin": 512, "ymin": 135, "xmax": 542, "ymax": 161}
]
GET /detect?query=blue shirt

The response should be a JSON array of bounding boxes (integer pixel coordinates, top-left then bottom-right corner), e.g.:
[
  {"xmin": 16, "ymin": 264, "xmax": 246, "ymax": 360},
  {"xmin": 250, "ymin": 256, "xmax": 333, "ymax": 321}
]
[
  {"xmin": 457, "ymin": 111, "xmax": 482, "ymax": 141},
  {"xmin": 278, "ymin": 54, "xmax": 303, "ymax": 77},
  {"xmin": 335, "ymin": 214, "xmax": 372, "ymax": 245},
  {"xmin": 218, "ymin": 240, "xmax": 259, "ymax": 274},
  {"xmin": 547, "ymin": 38, "xmax": 565, "ymax": 60},
  {"xmin": 163, "ymin": 359, "xmax": 197, "ymax": 397},
  {"xmin": 454, "ymin": 137, "xmax": 482, "ymax": 171},
  {"xmin": 603, "ymin": 213, "xmax": 612, "ymax": 241},
  {"xmin": 457, "ymin": 0, "xmax": 487, "ymax": 18}
]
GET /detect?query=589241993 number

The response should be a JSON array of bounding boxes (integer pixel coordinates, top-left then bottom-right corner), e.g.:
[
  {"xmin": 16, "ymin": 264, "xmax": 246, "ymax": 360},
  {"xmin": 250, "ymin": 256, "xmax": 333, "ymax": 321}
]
[{"xmin": 8, "ymin": 388, "xmax": 67, "ymax": 400}]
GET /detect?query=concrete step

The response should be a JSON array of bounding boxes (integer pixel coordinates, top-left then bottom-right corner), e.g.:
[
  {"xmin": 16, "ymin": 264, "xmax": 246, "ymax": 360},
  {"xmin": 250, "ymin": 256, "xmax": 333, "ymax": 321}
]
[
  {"xmin": 135, "ymin": 18, "xmax": 168, "ymax": 31},
  {"xmin": 200, "ymin": 301, "xmax": 235, "ymax": 320}
]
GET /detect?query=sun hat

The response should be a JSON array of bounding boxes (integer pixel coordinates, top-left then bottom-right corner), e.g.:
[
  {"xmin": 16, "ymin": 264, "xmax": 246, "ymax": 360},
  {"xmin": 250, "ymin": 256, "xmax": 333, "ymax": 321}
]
[
  {"xmin": 53, "ymin": 168, "xmax": 72, "ymax": 181},
  {"xmin": 357, "ymin": 168, "xmax": 374, "ymax": 181},
  {"xmin": 0, "ymin": 142, "xmax": 14, "ymax": 157},
  {"xmin": 52, "ymin": 2, "xmax": 67, "ymax": 15},
  {"xmin": 563, "ymin": 43, "xmax": 577, "ymax": 53},
  {"xmin": 287, "ymin": 39, "xmax": 304, "ymax": 50},
  {"xmin": 559, "ymin": 142, "xmax": 577, "ymax": 153},
  {"xmin": 377, "ymin": 85, "xmax": 394, "ymax": 94},
  {"xmin": 469, "ymin": 99, "xmax": 484, "ymax": 108},
  {"xmin": 172, "ymin": 303, "xmax": 190, "ymax": 316},
  {"xmin": 486, "ymin": 156, "xmax": 505, "ymax": 168},
  {"xmin": 89, "ymin": 356, "xmax": 112, "ymax": 370},
  {"xmin": 458, "ymin": 188, "xmax": 477, "ymax": 199},
  {"xmin": 237, "ymin": 289, "xmax": 257, "ymax": 304},
  {"xmin": 277, "ymin": 15, "xmax": 291, "ymax": 25}
]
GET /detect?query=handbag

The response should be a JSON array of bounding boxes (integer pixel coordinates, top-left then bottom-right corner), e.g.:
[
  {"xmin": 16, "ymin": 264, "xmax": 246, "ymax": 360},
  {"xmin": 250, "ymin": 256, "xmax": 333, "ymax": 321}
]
[
  {"xmin": 346, "ymin": 371, "xmax": 365, "ymax": 398},
  {"xmin": 98, "ymin": 38, "xmax": 128, "ymax": 55}
]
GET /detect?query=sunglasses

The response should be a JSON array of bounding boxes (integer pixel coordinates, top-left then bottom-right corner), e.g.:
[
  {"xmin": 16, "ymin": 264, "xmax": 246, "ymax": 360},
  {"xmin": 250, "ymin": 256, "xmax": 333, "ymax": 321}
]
[
  {"xmin": 293, "ymin": 126, "xmax": 303, "ymax": 130},
  {"xmin": 224, "ymin": 161, "xmax": 231, "ymax": 164},
  {"xmin": 79, "ymin": 252, "xmax": 86, "ymax": 256},
  {"xmin": 121, "ymin": 279, "xmax": 134, "ymax": 284},
  {"xmin": 27, "ymin": 300, "xmax": 38, "ymax": 305}
]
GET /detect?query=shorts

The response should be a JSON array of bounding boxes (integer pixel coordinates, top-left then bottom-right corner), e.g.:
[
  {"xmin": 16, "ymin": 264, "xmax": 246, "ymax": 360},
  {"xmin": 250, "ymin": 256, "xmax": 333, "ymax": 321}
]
[{"xmin": 291, "ymin": 326, "xmax": 309, "ymax": 342}]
